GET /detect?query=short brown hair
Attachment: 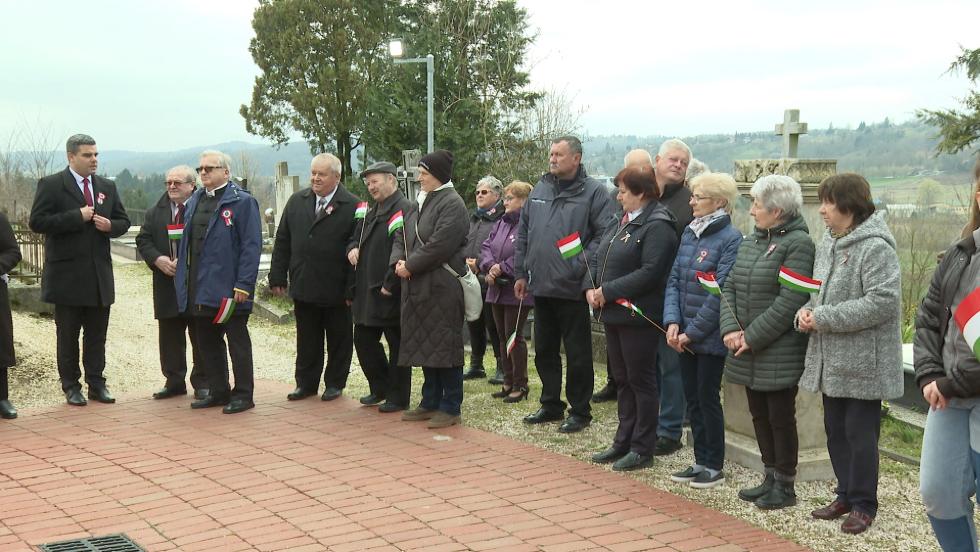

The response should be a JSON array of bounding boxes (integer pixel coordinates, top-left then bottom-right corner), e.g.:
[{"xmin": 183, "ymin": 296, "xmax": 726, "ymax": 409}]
[
  {"xmin": 817, "ymin": 173, "xmax": 875, "ymax": 225},
  {"xmin": 504, "ymin": 180, "xmax": 533, "ymax": 200},
  {"xmin": 614, "ymin": 165, "xmax": 659, "ymax": 201}
]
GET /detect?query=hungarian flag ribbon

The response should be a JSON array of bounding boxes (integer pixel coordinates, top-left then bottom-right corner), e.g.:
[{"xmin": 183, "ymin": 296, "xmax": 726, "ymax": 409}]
[
  {"xmin": 556, "ymin": 231, "xmax": 583, "ymax": 259},
  {"xmin": 696, "ymin": 271, "xmax": 721, "ymax": 296},
  {"xmin": 354, "ymin": 202, "xmax": 368, "ymax": 220},
  {"xmin": 955, "ymin": 287, "xmax": 980, "ymax": 362},
  {"xmin": 615, "ymin": 298, "xmax": 644, "ymax": 316},
  {"xmin": 213, "ymin": 297, "xmax": 236, "ymax": 325},
  {"xmin": 167, "ymin": 224, "xmax": 184, "ymax": 241},
  {"xmin": 387, "ymin": 210, "xmax": 404, "ymax": 236},
  {"xmin": 778, "ymin": 265, "xmax": 821, "ymax": 294}
]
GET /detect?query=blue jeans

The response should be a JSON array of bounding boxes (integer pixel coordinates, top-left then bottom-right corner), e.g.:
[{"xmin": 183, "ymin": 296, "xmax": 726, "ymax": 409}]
[
  {"xmin": 920, "ymin": 398, "xmax": 980, "ymax": 552},
  {"xmin": 419, "ymin": 366, "xmax": 464, "ymax": 415},
  {"xmin": 679, "ymin": 352, "xmax": 725, "ymax": 470},
  {"xmin": 656, "ymin": 340, "xmax": 685, "ymax": 440}
]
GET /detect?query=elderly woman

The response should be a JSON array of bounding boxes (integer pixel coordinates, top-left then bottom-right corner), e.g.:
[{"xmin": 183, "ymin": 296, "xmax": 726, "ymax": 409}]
[
  {"xmin": 916, "ymin": 156, "xmax": 980, "ymax": 550},
  {"xmin": 796, "ymin": 173, "xmax": 902, "ymax": 535},
  {"xmin": 391, "ymin": 149, "xmax": 469, "ymax": 429},
  {"xmin": 480, "ymin": 181, "xmax": 535, "ymax": 402},
  {"xmin": 0, "ymin": 212, "xmax": 21, "ymax": 420},
  {"xmin": 664, "ymin": 173, "xmax": 742, "ymax": 489},
  {"xmin": 589, "ymin": 164, "xmax": 678, "ymax": 471},
  {"xmin": 463, "ymin": 176, "xmax": 504, "ymax": 383},
  {"xmin": 720, "ymin": 174, "xmax": 815, "ymax": 510}
]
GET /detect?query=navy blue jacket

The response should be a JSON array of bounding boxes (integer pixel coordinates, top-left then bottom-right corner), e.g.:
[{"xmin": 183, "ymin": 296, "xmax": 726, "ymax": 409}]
[
  {"xmin": 663, "ymin": 215, "xmax": 743, "ymax": 356},
  {"xmin": 175, "ymin": 183, "xmax": 261, "ymax": 314}
]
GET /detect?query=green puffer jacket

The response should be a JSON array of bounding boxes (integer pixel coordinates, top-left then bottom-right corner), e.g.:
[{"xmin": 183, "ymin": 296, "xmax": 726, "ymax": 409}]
[{"xmin": 720, "ymin": 214, "xmax": 815, "ymax": 391}]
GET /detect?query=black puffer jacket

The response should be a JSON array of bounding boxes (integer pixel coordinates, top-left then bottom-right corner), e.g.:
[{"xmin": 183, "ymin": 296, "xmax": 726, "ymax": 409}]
[{"xmin": 591, "ymin": 201, "xmax": 678, "ymax": 326}]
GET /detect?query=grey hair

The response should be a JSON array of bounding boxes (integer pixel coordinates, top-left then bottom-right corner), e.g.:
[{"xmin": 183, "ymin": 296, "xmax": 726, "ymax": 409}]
[
  {"xmin": 311, "ymin": 153, "xmax": 342, "ymax": 175},
  {"xmin": 657, "ymin": 138, "xmax": 692, "ymax": 159},
  {"xmin": 200, "ymin": 149, "xmax": 233, "ymax": 170},
  {"xmin": 750, "ymin": 174, "xmax": 803, "ymax": 219},
  {"xmin": 66, "ymin": 134, "xmax": 96, "ymax": 154},
  {"xmin": 552, "ymin": 135, "xmax": 583, "ymax": 156},
  {"xmin": 623, "ymin": 149, "xmax": 653, "ymax": 167},
  {"xmin": 686, "ymin": 158, "xmax": 709, "ymax": 181},
  {"xmin": 476, "ymin": 175, "xmax": 503, "ymax": 197},
  {"xmin": 166, "ymin": 165, "xmax": 197, "ymax": 185}
]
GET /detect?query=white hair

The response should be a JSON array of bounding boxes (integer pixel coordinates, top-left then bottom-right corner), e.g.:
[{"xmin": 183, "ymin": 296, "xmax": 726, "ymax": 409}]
[
  {"xmin": 166, "ymin": 164, "xmax": 197, "ymax": 185},
  {"xmin": 750, "ymin": 174, "xmax": 803, "ymax": 219},
  {"xmin": 200, "ymin": 149, "xmax": 233, "ymax": 170},
  {"xmin": 476, "ymin": 175, "xmax": 503, "ymax": 196},
  {"xmin": 623, "ymin": 149, "xmax": 653, "ymax": 167},
  {"xmin": 686, "ymin": 158, "xmax": 709, "ymax": 181},
  {"xmin": 311, "ymin": 153, "xmax": 342, "ymax": 175},
  {"xmin": 657, "ymin": 138, "xmax": 692, "ymax": 159}
]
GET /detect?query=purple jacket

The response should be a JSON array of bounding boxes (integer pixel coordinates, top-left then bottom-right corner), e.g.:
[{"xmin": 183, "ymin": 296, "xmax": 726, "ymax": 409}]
[{"xmin": 479, "ymin": 209, "xmax": 534, "ymax": 306}]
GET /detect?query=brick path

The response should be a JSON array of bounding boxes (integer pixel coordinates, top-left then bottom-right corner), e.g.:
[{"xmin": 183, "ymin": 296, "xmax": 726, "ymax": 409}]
[{"xmin": 0, "ymin": 381, "xmax": 807, "ymax": 551}]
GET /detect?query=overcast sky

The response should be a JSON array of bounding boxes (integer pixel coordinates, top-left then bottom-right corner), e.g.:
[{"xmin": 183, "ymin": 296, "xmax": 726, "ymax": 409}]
[{"xmin": 1, "ymin": 0, "xmax": 976, "ymax": 151}]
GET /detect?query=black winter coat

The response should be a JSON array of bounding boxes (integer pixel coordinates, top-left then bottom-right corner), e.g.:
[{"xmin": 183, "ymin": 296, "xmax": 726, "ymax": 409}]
[
  {"xmin": 135, "ymin": 192, "xmax": 186, "ymax": 319},
  {"xmin": 348, "ymin": 190, "xmax": 411, "ymax": 327},
  {"xmin": 270, "ymin": 186, "xmax": 360, "ymax": 306},
  {"xmin": 660, "ymin": 182, "xmax": 693, "ymax": 239},
  {"xmin": 0, "ymin": 213, "xmax": 21, "ymax": 367}
]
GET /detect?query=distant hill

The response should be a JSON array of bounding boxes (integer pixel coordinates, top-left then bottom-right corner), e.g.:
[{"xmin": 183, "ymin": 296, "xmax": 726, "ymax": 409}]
[{"xmin": 96, "ymin": 140, "xmax": 318, "ymax": 178}]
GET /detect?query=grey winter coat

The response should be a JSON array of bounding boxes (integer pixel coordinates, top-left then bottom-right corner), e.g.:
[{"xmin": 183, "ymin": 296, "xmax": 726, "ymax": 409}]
[
  {"xmin": 798, "ymin": 213, "xmax": 903, "ymax": 400},
  {"xmin": 390, "ymin": 186, "xmax": 469, "ymax": 368},
  {"xmin": 720, "ymin": 215, "xmax": 816, "ymax": 391},
  {"xmin": 515, "ymin": 165, "xmax": 615, "ymax": 301}
]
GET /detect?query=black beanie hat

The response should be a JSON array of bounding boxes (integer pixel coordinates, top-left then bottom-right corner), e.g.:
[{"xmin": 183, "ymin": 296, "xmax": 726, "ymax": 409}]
[{"xmin": 418, "ymin": 149, "xmax": 454, "ymax": 185}]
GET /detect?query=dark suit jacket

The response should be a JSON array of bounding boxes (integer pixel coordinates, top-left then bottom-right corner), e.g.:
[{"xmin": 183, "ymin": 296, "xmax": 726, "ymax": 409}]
[
  {"xmin": 29, "ymin": 167, "xmax": 130, "ymax": 306},
  {"xmin": 0, "ymin": 212, "xmax": 22, "ymax": 367},
  {"xmin": 269, "ymin": 185, "xmax": 359, "ymax": 306},
  {"xmin": 135, "ymin": 192, "xmax": 187, "ymax": 319},
  {"xmin": 347, "ymin": 189, "xmax": 411, "ymax": 327}
]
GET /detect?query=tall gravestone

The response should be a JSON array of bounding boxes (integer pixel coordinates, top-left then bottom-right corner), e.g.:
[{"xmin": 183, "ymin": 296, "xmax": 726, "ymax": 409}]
[
  {"xmin": 725, "ymin": 109, "xmax": 837, "ymax": 481},
  {"xmin": 273, "ymin": 162, "xmax": 301, "ymax": 230}
]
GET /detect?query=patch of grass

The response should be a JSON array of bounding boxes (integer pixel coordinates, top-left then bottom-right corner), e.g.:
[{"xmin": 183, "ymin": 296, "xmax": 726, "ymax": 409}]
[{"xmin": 879, "ymin": 414, "xmax": 923, "ymax": 460}]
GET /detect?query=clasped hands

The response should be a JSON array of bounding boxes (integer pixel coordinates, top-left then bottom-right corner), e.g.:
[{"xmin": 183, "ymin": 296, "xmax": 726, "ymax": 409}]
[
  {"xmin": 796, "ymin": 307, "xmax": 816, "ymax": 332},
  {"xmin": 722, "ymin": 330, "xmax": 751, "ymax": 356},
  {"xmin": 585, "ymin": 287, "xmax": 605, "ymax": 309}
]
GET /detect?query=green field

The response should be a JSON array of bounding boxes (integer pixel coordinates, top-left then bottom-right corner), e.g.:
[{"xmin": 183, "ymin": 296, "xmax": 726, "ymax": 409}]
[{"xmin": 869, "ymin": 175, "xmax": 974, "ymax": 207}]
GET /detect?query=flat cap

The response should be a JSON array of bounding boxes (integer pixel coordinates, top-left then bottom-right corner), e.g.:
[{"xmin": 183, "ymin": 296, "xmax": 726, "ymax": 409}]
[{"xmin": 359, "ymin": 161, "xmax": 398, "ymax": 178}]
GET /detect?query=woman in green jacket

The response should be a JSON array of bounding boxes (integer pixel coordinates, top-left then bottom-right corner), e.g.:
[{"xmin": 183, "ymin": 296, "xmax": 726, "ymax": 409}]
[{"xmin": 720, "ymin": 175, "xmax": 816, "ymax": 510}]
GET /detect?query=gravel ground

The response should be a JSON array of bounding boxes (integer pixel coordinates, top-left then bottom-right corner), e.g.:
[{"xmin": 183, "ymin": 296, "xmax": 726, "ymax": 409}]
[{"xmin": 5, "ymin": 260, "xmax": 947, "ymax": 551}]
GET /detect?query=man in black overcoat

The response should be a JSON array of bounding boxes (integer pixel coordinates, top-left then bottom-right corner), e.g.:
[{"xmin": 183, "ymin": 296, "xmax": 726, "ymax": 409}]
[
  {"xmin": 29, "ymin": 134, "xmax": 130, "ymax": 406},
  {"xmin": 135, "ymin": 165, "xmax": 207, "ymax": 400},
  {"xmin": 270, "ymin": 153, "xmax": 359, "ymax": 402}
]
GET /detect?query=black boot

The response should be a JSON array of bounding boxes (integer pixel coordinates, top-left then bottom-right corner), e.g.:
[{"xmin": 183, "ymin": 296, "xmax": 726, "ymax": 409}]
[
  {"xmin": 591, "ymin": 382, "xmax": 617, "ymax": 403},
  {"xmin": 462, "ymin": 354, "xmax": 486, "ymax": 380},
  {"xmin": 487, "ymin": 358, "xmax": 504, "ymax": 385},
  {"xmin": 738, "ymin": 471, "xmax": 775, "ymax": 502},
  {"xmin": 754, "ymin": 480, "xmax": 796, "ymax": 510},
  {"xmin": 0, "ymin": 399, "xmax": 16, "ymax": 419}
]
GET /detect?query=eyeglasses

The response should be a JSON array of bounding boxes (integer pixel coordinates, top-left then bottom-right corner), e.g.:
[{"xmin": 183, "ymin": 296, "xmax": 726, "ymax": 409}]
[
  {"xmin": 196, "ymin": 165, "xmax": 221, "ymax": 174},
  {"xmin": 164, "ymin": 180, "xmax": 190, "ymax": 187},
  {"xmin": 475, "ymin": 189, "xmax": 492, "ymax": 196},
  {"xmin": 691, "ymin": 194, "xmax": 713, "ymax": 202}
]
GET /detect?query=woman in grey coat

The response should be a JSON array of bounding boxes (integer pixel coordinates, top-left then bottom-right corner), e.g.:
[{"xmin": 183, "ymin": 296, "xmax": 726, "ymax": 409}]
[
  {"xmin": 391, "ymin": 150, "xmax": 469, "ymax": 429},
  {"xmin": 797, "ymin": 174, "xmax": 902, "ymax": 535}
]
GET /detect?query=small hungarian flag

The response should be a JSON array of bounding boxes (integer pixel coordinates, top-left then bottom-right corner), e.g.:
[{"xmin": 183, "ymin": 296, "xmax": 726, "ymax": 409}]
[
  {"xmin": 778, "ymin": 266, "xmax": 822, "ymax": 294},
  {"xmin": 387, "ymin": 210, "xmax": 404, "ymax": 236},
  {"xmin": 557, "ymin": 231, "xmax": 583, "ymax": 259},
  {"xmin": 167, "ymin": 224, "xmax": 184, "ymax": 240},
  {"xmin": 955, "ymin": 288, "xmax": 980, "ymax": 362},
  {"xmin": 212, "ymin": 297, "xmax": 236, "ymax": 324},
  {"xmin": 615, "ymin": 298, "xmax": 643, "ymax": 316},
  {"xmin": 696, "ymin": 271, "xmax": 721, "ymax": 296},
  {"xmin": 354, "ymin": 202, "xmax": 368, "ymax": 220},
  {"xmin": 505, "ymin": 331, "xmax": 518, "ymax": 357}
]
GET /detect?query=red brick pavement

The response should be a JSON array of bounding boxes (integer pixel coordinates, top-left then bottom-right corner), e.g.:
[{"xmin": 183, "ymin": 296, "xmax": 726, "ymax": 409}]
[{"xmin": 0, "ymin": 382, "xmax": 808, "ymax": 551}]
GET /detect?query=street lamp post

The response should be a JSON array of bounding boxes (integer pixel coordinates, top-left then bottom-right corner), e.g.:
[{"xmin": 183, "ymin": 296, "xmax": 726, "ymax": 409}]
[{"xmin": 389, "ymin": 39, "xmax": 434, "ymax": 153}]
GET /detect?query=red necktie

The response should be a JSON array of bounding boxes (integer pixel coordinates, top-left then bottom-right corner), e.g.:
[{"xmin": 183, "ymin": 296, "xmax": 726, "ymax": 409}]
[
  {"xmin": 621, "ymin": 213, "xmax": 629, "ymax": 226},
  {"xmin": 175, "ymin": 203, "xmax": 185, "ymax": 224},
  {"xmin": 82, "ymin": 177, "xmax": 94, "ymax": 207}
]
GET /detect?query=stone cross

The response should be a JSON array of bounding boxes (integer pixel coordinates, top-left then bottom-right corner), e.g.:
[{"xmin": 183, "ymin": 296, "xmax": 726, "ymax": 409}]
[{"xmin": 775, "ymin": 109, "xmax": 808, "ymax": 158}]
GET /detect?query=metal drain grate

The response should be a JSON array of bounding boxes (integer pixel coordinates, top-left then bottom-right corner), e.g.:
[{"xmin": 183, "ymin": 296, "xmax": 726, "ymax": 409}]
[{"xmin": 38, "ymin": 533, "xmax": 144, "ymax": 552}]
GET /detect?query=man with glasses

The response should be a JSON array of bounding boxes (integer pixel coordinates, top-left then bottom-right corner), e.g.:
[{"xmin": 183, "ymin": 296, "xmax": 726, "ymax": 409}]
[
  {"xmin": 136, "ymin": 165, "xmax": 207, "ymax": 401},
  {"xmin": 29, "ymin": 134, "xmax": 131, "ymax": 406},
  {"xmin": 175, "ymin": 150, "xmax": 261, "ymax": 414},
  {"xmin": 270, "ymin": 153, "xmax": 359, "ymax": 403}
]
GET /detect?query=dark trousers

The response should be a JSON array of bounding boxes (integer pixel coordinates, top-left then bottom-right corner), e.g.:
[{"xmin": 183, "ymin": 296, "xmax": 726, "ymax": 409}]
[
  {"xmin": 745, "ymin": 386, "xmax": 799, "ymax": 479},
  {"xmin": 294, "ymin": 300, "xmax": 353, "ymax": 391},
  {"xmin": 193, "ymin": 314, "xmax": 254, "ymax": 400},
  {"xmin": 158, "ymin": 316, "xmax": 207, "ymax": 391},
  {"xmin": 491, "ymin": 303, "xmax": 530, "ymax": 389},
  {"xmin": 467, "ymin": 300, "xmax": 500, "ymax": 363},
  {"xmin": 533, "ymin": 296, "xmax": 594, "ymax": 420},
  {"xmin": 354, "ymin": 324, "xmax": 411, "ymax": 407},
  {"xmin": 605, "ymin": 324, "xmax": 660, "ymax": 456},
  {"xmin": 824, "ymin": 395, "xmax": 882, "ymax": 516},
  {"xmin": 54, "ymin": 304, "xmax": 110, "ymax": 393},
  {"xmin": 0, "ymin": 365, "xmax": 7, "ymax": 400},
  {"xmin": 679, "ymin": 352, "xmax": 726, "ymax": 470},
  {"xmin": 420, "ymin": 366, "xmax": 464, "ymax": 415}
]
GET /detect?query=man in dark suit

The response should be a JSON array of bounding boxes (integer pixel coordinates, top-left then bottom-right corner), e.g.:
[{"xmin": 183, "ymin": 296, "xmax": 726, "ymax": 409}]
[
  {"xmin": 346, "ymin": 161, "xmax": 412, "ymax": 412},
  {"xmin": 29, "ymin": 134, "xmax": 131, "ymax": 406},
  {"xmin": 270, "ymin": 153, "xmax": 359, "ymax": 402},
  {"xmin": 135, "ymin": 165, "xmax": 207, "ymax": 400}
]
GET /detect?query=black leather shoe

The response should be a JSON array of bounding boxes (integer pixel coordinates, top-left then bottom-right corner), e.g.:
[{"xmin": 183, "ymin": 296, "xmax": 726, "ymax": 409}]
[
  {"xmin": 66, "ymin": 389, "xmax": 87, "ymax": 406},
  {"xmin": 153, "ymin": 387, "xmax": 187, "ymax": 400},
  {"xmin": 222, "ymin": 398, "xmax": 255, "ymax": 414},
  {"xmin": 462, "ymin": 367, "xmax": 486, "ymax": 380},
  {"xmin": 612, "ymin": 451, "xmax": 653, "ymax": 472},
  {"xmin": 194, "ymin": 388, "xmax": 210, "ymax": 400},
  {"xmin": 558, "ymin": 415, "xmax": 591, "ymax": 433},
  {"xmin": 523, "ymin": 408, "xmax": 564, "ymax": 424},
  {"xmin": 0, "ymin": 399, "xmax": 17, "ymax": 419},
  {"xmin": 359, "ymin": 393, "xmax": 385, "ymax": 406},
  {"xmin": 591, "ymin": 383, "xmax": 617, "ymax": 403},
  {"xmin": 653, "ymin": 436, "xmax": 683, "ymax": 456},
  {"xmin": 287, "ymin": 387, "xmax": 317, "ymax": 401},
  {"xmin": 378, "ymin": 401, "xmax": 405, "ymax": 413},
  {"xmin": 321, "ymin": 387, "xmax": 342, "ymax": 401},
  {"xmin": 191, "ymin": 395, "xmax": 230, "ymax": 409},
  {"xmin": 88, "ymin": 386, "xmax": 115, "ymax": 404},
  {"xmin": 487, "ymin": 360, "xmax": 504, "ymax": 385},
  {"xmin": 591, "ymin": 446, "xmax": 627, "ymax": 464}
]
